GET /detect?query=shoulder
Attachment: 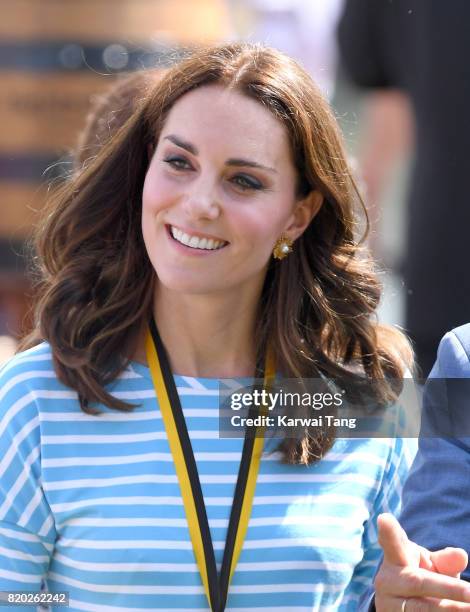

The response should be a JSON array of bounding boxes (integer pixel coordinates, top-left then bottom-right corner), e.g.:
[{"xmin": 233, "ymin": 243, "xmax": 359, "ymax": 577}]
[
  {"xmin": 0, "ymin": 343, "xmax": 55, "ymax": 450},
  {"xmin": 0, "ymin": 341, "xmax": 56, "ymax": 384},
  {"xmin": 432, "ymin": 324, "xmax": 470, "ymax": 377},
  {"xmin": 0, "ymin": 342, "xmax": 59, "ymax": 416}
]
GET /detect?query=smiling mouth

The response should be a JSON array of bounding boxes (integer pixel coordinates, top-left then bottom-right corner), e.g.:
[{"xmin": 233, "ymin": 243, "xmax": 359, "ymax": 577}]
[{"xmin": 168, "ymin": 225, "xmax": 229, "ymax": 251}]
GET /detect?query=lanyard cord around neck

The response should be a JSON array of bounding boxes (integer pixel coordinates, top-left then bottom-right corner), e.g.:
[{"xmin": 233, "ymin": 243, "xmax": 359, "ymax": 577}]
[{"xmin": 145, "ymin": 317, "xmax": 275, "ymax": 612}]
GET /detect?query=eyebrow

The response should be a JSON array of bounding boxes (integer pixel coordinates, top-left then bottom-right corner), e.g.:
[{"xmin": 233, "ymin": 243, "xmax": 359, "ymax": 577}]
[
  {"xmin": 226, "ymin": 158, "xmax": 277, "ymax": 174},
  {"xmin": 164, "ymin": 135, "xmax": 197, "ymax": 155},
  {"xmin": 163, "ymin": 134, "xmax": 278, "ymax": 174}
]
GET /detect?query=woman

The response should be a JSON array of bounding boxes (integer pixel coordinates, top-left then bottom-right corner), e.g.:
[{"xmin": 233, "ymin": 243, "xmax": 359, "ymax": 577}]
[{"xmin": 0, "ymin": 43, "xmax": 413, "ymax": 611}]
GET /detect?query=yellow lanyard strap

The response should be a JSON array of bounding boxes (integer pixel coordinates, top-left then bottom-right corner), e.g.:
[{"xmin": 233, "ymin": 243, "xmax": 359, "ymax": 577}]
[{"xmin": 146, "ymin": 319, "xmax": 275, "ymax": 612}]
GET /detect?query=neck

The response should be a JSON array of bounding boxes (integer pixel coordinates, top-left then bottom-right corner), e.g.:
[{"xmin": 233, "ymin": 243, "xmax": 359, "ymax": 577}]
[{"xmin": 135, "ymin": 283, "xmax": 263, "ymax": 378}]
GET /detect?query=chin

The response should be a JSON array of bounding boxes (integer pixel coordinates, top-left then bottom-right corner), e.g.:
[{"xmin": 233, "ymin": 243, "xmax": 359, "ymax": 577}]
[{"xmin": 155, "ymin": 270, "xmax": 224, "ymax": 295}]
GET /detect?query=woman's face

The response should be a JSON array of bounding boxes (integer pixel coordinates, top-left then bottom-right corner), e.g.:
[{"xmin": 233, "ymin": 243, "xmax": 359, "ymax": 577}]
[{"xmin": 142, "ymin": 84, "xmax": 319, "ymax": 297}]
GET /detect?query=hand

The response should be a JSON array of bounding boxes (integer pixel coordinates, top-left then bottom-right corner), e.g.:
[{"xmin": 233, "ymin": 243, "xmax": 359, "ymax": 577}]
[{"xmin": 375, "ymin": 513, "xmax": 470, "ymax": 611}]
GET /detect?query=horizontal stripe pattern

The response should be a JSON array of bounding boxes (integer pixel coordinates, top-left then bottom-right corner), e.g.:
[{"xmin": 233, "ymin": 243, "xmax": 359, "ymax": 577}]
[{"xmin": 0, "ymin": 343, "xmax": 416, "ymax": 610}]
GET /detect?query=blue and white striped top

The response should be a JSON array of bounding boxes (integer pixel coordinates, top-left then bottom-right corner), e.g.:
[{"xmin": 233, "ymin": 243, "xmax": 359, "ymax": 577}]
[{"xmin": 0, "ymin": 343, "xmax": 415, "ymax": 611}]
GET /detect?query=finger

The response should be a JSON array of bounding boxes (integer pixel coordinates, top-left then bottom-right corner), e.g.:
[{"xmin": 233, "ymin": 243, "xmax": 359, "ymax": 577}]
[
  {"xmin": 419, "ymin": 545, "xmax": 435, "ymax": 572},
  {"xmin": 385, "ymin": 567, "xmax": 470, "ymax": 602},
  {"xmin": 378, "ymin": 596, "xmax": 470, "ymax": 612},
  {"xmin": 431, "ymin": 548, "xmax": 469, "ymax": 578},
  {"xmin": 412, "ymin": 597, "xmax": 470, "ymax": 610},
  {"xmin": 436, "ymin": 600, "xmax": 470, "ymax": 610},
  {"xmin": 375, "ymin": 596, "xmax": 410, "ymax": 612},
  {"xmin": 378, "ymin": 513, "xmax": 415, "ymax": 566}
]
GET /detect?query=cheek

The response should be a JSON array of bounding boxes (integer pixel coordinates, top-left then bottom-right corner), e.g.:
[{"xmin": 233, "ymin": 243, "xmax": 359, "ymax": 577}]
[
  {"xmin": 142, "ymin": 176, "xmax": 162, "ymax": 215},
  {"xmin": 142, "ymin": 161, "xmax": 176, "ymax": 215},
  {"xmin": 231, "ymin": 206, "xmax": 287, "ymax": 247},
  {"xmin": 141, "ymin": 173, "xmax": 168, "ymax": 250}
]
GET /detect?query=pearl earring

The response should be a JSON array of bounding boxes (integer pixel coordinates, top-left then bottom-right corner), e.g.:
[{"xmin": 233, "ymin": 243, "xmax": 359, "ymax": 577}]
[{"xmin": 273, "ymin": 235, "xmax": 293, "ymax": 260}]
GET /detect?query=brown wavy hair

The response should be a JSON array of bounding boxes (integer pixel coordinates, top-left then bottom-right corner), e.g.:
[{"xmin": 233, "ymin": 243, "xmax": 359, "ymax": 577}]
[{"xmin": 20, "ymin": 43, "xmax": 413, "ymax": 464}]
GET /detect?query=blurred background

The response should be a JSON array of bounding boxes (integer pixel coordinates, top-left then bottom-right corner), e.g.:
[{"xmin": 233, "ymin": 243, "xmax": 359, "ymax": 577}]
[{"xmin": 1, "ymin": 0, "xmax": 466, "ymax": 376}]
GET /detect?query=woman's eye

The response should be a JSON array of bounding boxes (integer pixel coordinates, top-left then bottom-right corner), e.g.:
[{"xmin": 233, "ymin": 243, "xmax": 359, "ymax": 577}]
[
  {"xmin": 163, "ymin": 156, "xmax": 192, "ymax": 170},
  {"xmin": 232, "ymin": 174, "xmax": 263, "ymax": 191}
]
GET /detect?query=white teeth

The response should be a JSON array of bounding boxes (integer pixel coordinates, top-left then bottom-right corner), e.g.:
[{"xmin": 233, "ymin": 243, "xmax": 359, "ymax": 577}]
[{"xmin": 170, "ymin": 226, "xmax": 226, "ymax": 250}]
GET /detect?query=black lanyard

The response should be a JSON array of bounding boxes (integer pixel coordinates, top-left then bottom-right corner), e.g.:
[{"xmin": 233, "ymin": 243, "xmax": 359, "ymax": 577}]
[{"xmin": 145, "ymin": 317, "xmax": 275, "ymax": 611}]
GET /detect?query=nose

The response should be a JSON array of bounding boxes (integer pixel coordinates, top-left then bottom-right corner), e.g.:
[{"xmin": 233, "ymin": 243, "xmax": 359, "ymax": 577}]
[{"xmin": 182, "ymin": 177, "xmax": 221, "ymax": 221}]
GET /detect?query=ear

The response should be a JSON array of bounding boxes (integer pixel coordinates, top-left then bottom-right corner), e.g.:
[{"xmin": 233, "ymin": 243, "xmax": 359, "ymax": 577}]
[{"xmin": 284, "ymin": 190, "xmax": 323, "ymax": 240}]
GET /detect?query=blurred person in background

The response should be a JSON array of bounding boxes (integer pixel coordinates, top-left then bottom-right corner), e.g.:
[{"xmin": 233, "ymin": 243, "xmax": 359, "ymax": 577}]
[
  {"xmin": 351, "ymin": 89, "xmax": 414, "ymax": 262},
  {"xmin": 338, "ymin": 5, "xmax": 470, "ymax": 608},
  {"xmin": 338, "ymin": 0, "xmax": 470, "ymax": 378},
  {"xmin": 1, "ymin": 43, "xmax": 416, "ymax": 610},
  {"xmin": 228, "ymin": 0, "xmax": 344, "ymax": 98},
  {"xmin": 74, "ymin": 70, "xmax": 164, "ymax": 172}
]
